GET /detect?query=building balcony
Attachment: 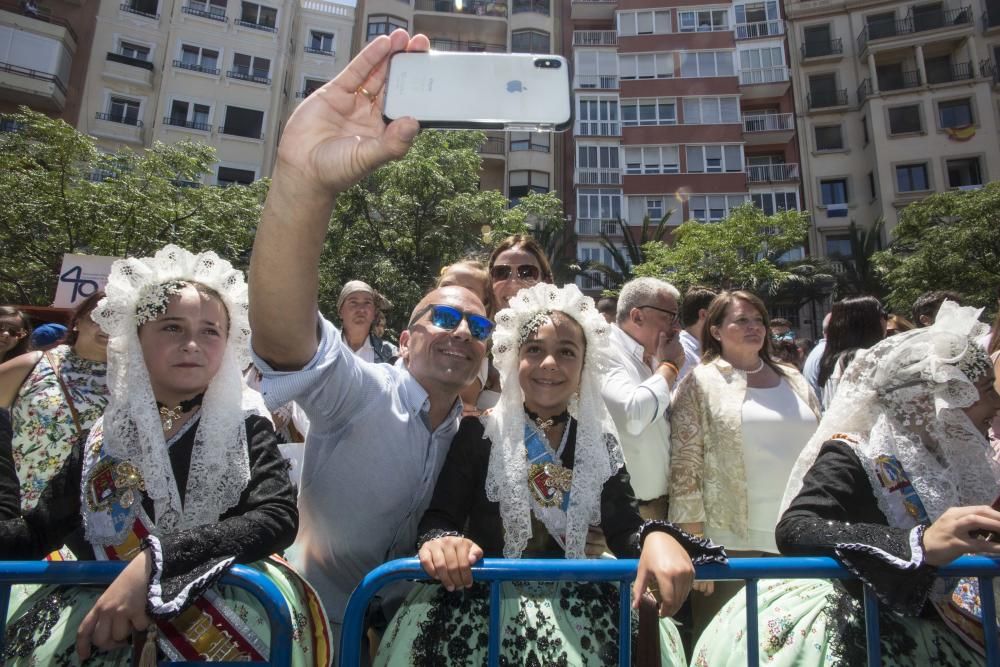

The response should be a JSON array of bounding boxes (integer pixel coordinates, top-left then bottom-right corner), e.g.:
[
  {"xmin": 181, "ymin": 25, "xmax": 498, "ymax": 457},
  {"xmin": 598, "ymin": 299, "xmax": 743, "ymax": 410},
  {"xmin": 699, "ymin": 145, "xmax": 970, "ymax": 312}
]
[
  {"xmin": 0, "ymin": 60, "xmax": 66, "ymax": 111},
  {"xmin": 575, "ymin": 74, "xmax": 618, "ymax": 90},
  {"xmin": 980, "ymin": 58, "xmax": 1000, "ymax": 85},
  {"xmin": 571, "ymin": 0, "xmax": 615, "ymax": 21},
  {"xmin": 806, "ymin": 89, "xmax": 848, "ymax": 110},
  {"xmin": 181, "ymin": 4, "xmax": 226, "ymax": 21},
  {"xmin": 576, "ymin": 271, "xmax": 606, "ymax": 291},
  {"xmin": 234, "ymin": 18, "xmax": 276, "ymax": 32},
  {"xmin": 477, "ymin": 133, "xmax": 506, "ymax": 157},
  {"xmin": 575, "ymin": 167, "xmax": 622, "ymax": 186},
  {"xmin": 96, "ymin": 111, "xmax": 142, "ymax": 126},
  {"xmin": 173, "ymin": 59, "xmax": 220, "ymax": 75},
  {"xmin": 576, "ymin": 219, "xmax": 622, "ymax": 236},
  {"xmin": 742, "ymin": 112, "xmax": 795, "ymax": 144},
  {"xmin": 226, "ymin": 69, "xmax": 271, "ymax": 85},
  {"xmin": 106, "ymin": 52, "xmax": 153, "ymax": 71},
  {"xmin": 119, "ymin": 2, "xmax": 158, "ymax": 19},
  {"xmin": 163, "ymin": 116, "xmax": 211, "ymax": 132},
  {"xmin": 926, "ymin": 61, "xmax": 974, "ymax": 84},
  {"xmin": 104, "ymin": 52, "xmax": 154, "ymax": 86},
  {"xmin": 746, "ymin": 163, "xmax": 799, "ymax": 183},
  {"xmin": 801, "ymin": 38, "xmax": 842, "ymax": 61},
  {"xmin": 857, "ymin": 7, "xmax": 972, "ymax": 55},
  {"xmin": 0, "ymin": 1, "xmax": 77, "ymax": 48},
  {"xmin": 735, "ymin": 20, "xmax": 784, "ymax": 40},
  {"xmin": 413, "ymin": 1, "xmax": 507, "ymax": 45},
  {"xmin": 573, "ymin": 30, "xmax": 616, "ymax": 46},
  {"xmin": 429, "ymin": 38, "xmax": 505, "ymax": 52},
  {"xmin": 857, "ymin": 70, "xmax": 922, "ymax": 103},
  {"xmin": 303, "ymin": 46, "xmax": 335, "ymax": 57},
  {"xmin": 575, "ymin": 120, "xmax": 621, "ymax": 137},
  {"xmin": 738, "ymin": 66, "xmax": 790, "ymax": 98}
]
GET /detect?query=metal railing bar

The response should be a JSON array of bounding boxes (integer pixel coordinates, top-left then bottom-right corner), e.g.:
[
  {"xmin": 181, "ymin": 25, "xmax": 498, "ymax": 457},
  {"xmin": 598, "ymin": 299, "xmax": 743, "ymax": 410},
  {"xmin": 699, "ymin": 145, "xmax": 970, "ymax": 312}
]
[
  {"xmin": 745, "ymin": 578, "xmax": 759, "ymax": 666},
  {"xmin": 488, "ymin": 580, "xmax": 501, "ymax": 667},
  {"xmin": 863, "ymin": 585, "xmax": 882, "ymax": 666},
  {"xmin": 618, "ymin": 580, "xmax": 631, "ymax": 666}
]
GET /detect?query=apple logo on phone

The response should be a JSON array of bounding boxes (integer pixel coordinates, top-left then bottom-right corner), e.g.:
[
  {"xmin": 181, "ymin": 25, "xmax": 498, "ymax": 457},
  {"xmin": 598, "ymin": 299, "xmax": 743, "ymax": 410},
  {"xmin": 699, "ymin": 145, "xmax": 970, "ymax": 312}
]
[{"xmin": 506, "ymin": 80, "xmax": 525, "ymax": 93}]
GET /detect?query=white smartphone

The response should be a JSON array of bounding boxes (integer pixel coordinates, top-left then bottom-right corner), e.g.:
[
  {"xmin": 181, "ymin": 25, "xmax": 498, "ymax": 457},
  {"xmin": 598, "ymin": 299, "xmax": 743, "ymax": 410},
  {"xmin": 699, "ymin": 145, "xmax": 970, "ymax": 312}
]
[{"xmin": 382, "ymin": 51, "xmax": 573, "ymax": 132}]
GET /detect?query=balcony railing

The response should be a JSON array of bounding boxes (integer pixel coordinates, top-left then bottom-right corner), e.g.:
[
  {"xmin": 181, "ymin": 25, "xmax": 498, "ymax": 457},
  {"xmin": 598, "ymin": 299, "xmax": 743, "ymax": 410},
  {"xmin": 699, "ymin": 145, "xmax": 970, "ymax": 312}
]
[
  {"xmin": 801, "ymin": 38, "xmax": 843, "ymax": 59},
  {"xmin": 573, "ymin": 30, "xmax": 617, "ymax": 46},
  {"xmin": 857, "ymin": 78, "xmax": 873, "ymax": 104},
  {"xmin": 430, "ymin": 39, "xmax": 505, "ymax": 52},
  {"xmin": 478, "ymin": 135, "xmax": 506, "ymax": 155},
  {"xmin": 575, "ymin": 74, "xmax": 618, "ymax": 89},
  {"xmin": 575, "ymin": 121, "xmax": 621, "ymax": 136},
  {"xmin": 857, "ymin": 7, "xmax": 972, "ymax": 51},
  {"xmin": 226, "ymin": 69, "xmax": 271, "ymax": 84},
  {"xmin": 806, "ymin": 88, "xmax": 848, "ymax": 109},
  {"xmin": 119, "ymin": 2, "xmax": 158, "ymax": 18},
  {"xmin": 173, "ymin": 59, "xmax": 220, "ymax": 75},
  {"xmin": 746, "ymin": 163, "xmax": 799, "ymax": 183},
  {"xmin": 106, "ymin": 52, "xmax": 154, "ymax": 70},
  {"xmin": 576, "ymin": 219, "xmax": 622, "ymax": 236},
  {"xmin": 926, "ymin": 61, "xmax": 973, "ymax": 83},
  {"xmin": 735, "ymin": 20, "xmax": 784, "ymax": 39},
  {"xmin": 878, "ymin": 69, "xmax": 922, "ymax": 92},
  {"xmin": 576, "ymin": 168, "xmax": 622, "ymax": 185},
  {"xmin": 163, "ymin": 116, "xmax": 211, "ymax": 131},
  {"xmin": 742, "ymin": 112, "xmax": 794, "ymax": 133},
  {"xmin": 303, "ymin": 46, "xmax": 334, "ymax": 56},
  {"xmin": 219, "ymin": 126, "xmax": 263, "ymax": 139},
  {"xmin": 738, "ymin": 66, "xmax": 789, "ymax": 85},
  {"xmin": 95, "ymin": 112, "xmax": 142, "ymax": 127},
  {"xmin": 234, "ymin": 18, "xmax": 277, "ymax": 32},
  {"xmin": 415, "ymin": 0, "xmax": 507, "ymax": 17},
  {"xmin": 181, "ymin": 5, "xmax": 226, "ymax": 20},
  {"xmin": 0, "ymin": 0, "xmax": 79, "ymax": 42},
  {"xmin": 0, "ymin": 61, "xmax": 66, "ymax": 94},
  {"xmin": 981, "ymin": 58, "xmax": 1000, "ymax": 84}
]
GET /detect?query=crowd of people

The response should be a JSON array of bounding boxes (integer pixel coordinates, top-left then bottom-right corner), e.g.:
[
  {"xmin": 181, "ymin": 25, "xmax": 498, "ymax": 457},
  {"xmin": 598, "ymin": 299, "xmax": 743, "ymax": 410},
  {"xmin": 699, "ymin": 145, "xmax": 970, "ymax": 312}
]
[{"xmin": 0, "ymin": 30, "xmax": 999, "ymax": 667}]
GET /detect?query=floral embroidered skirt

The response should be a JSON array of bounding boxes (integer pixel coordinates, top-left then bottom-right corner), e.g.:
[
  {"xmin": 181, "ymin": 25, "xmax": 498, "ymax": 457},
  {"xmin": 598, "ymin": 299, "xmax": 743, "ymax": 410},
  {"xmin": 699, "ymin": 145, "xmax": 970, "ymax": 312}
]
[
  {"xmin": 2, "ymin": 558, "xmax": 332, "ymax": 666},
  {"xmin": 374, "ymin": 580, "xmax": 686, "ymax": 666},
  {"xmin": 691, "ymin": 578, "xmax": 982, "ymax": 667}
]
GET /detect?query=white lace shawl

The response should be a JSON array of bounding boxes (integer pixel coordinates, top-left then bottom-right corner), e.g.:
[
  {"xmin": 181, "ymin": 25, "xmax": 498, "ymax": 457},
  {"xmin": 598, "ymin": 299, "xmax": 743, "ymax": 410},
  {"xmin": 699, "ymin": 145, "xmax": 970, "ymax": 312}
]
[
  {"xmin": 781, "ymin": 301, "xmax": 1000, "ymax": 525},
  {"xmin": 91, "ymin": 245, "xmax": 253, "ymax": 535},
  {"xmin": 484, "ymin": 283, "xmax": 625, "ymax": 559}
]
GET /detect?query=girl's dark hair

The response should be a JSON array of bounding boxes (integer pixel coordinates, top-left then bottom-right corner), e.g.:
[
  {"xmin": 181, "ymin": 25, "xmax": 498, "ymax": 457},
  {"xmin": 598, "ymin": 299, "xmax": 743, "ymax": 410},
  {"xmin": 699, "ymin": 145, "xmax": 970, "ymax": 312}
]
[
  {"xmin": 701, "ymin": 290, "xmax": 785, "ymax": 376},
  {"xmin": 818, "ymin": 295, "xmax": 886, "ymax": 387},
  {"xmin": 487, "ymin": 235, "xmax": 554, "ymax": 284},
  {"xmin": 0, "ymin": 306, "xmax": 32, "ymax": 361},
  {"xmin": 65, "ymin": 290, "xmax": 105, "ymax": 346}
]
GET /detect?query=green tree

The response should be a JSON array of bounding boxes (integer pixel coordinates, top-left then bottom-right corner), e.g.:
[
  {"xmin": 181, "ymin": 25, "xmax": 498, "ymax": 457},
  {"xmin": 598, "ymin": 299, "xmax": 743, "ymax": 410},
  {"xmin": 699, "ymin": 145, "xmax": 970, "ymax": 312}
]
[
  {"xmin": 834, "ymin": 218, "xmax": 887, "ymax": 298},
  {"xmin": 874, "ymin": 183, "xmax": 1000, "ymax": 314},
  {"xmin": 521, "ymin": 193, "xmax": 579, "ymax": 285},
  {"xmin": 634, "ymin": 203, "xmax": 810, "ymax": 296},
  {"xmin": 585, "ymin": 214, "xmax": 672, "ymax": 295},
  {"xmin": 0, "ymin": 107, "xmax": 266, "ymax": 305}
]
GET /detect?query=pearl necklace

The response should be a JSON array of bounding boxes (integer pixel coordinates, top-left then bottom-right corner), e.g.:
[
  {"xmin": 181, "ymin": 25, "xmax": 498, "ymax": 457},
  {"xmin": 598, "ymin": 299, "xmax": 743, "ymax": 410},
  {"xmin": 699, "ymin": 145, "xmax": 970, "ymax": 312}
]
[{"xmin": 742, "ymin": 359, "xmax": 765, "ymax": 374}]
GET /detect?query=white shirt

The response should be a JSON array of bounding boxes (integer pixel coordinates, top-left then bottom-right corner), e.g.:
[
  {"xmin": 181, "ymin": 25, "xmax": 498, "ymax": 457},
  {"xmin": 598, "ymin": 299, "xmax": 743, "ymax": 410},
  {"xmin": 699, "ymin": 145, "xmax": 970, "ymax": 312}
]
[
  {"xmin": 678, "ymin": 329, "xmax": 701, "ymax": 382},
  {"xmin": 345, "ymin": 333, "xmax": 375, "ymax": 363},
  {"xmin": 601, "ymin": 325, "xmax": 672, "ymax": 500}
]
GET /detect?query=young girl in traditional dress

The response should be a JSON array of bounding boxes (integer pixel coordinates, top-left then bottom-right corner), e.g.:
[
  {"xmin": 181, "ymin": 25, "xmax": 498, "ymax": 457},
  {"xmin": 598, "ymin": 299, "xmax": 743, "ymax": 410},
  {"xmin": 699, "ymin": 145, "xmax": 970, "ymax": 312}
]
[
  {"xmin": 0, "ymin": 245, "xmax": 330, "ymax": 665},
  {"xmin": 375, "ymin": 283, "xmax": 725, "ymax": 666}
]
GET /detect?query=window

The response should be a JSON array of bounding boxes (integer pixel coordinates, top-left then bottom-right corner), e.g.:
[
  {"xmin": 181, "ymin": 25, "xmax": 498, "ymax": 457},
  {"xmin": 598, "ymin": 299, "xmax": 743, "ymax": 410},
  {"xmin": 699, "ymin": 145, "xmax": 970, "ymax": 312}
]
[
  {"xmin": 678, "ymin": 9, "xmax": 729, "ymax": 32},
  {"xmin": 301, "ymin": 78, "xmax": 324, "ymax": 97},
  {"xmin": 309, "ymin": 31, "xmax": 334, "ymax": 53},
  {"xmin": 577, "ymin": 145, "xmax": 620, "ymax": 181},
  {"xmin": 577, "ymin": 188, "xmax": 622, "ymax": 223},
  {"xmin": 861, "ymin": 116, "xmax": 869, "ymax": 143},
  {"xmin": 124, "ymin": 0, "xmax": 158, "ymax": 16},
  {"xmin": 825, "ymin": 234, "xmax": 852, "ymax": 258},
  {"xmin": 619, "ymin": 53, "xmax": 673, "ymax": 79},
  {"xmin": 577, "ymin": 97, "xmax": 619, "ymax": 135},
  {"xmin": 912, "ymin": 2, "xmax": 946, "ymax": 31},
  {"xmin": 735, "ymin": 0, "xmax": 778, "ymax": 25},
  {"xmin": 802, "ymin": 24, "xmax": 834, "ymax": 57},
  {"xmin": 752, "ymin": 191, "xmax": 798, "ymax": 214},
  {"xmin": 866, "ymin": 11, "xmax": 897, "ymax": 40},
  {"xmin": 575, "ymin": 50, "xmax": 618, "ymax": 87},
  {"xmin": 509, "ymin": 170, "xmax": 549, "ymax": 204},
  {"xmin": 937, "ymin": 98, "xmax": 973, "ymax": 129},
  {"xmin": 511, "ymin": 29, "xmax": 549, "ymax": 53},
  {"xmin": 924, "ymin": 55, "xmax": 952, "ymax": 84},
  {"xmin": 682, "ymin": 97, "xmax": 740, "ymax": 124},
  {"xmin": 738, "ymin": 46, "xmax": 785, "ymax": 81},
  {"xmin": 814, "ymin": 125, "xmax": 843, "ymax": 150},
  {"xmin": 231, "ymin": 53, "xmax": 270, "ymax": 82},
  {"xmin": 624, "ymin": 146, "xmax": 680, "ymax": 174},
  {"xmin": 646, "ymin": 198, "xmax": 664, "ymax": 220},
  {"xmin": 509, "ymin": 132, "xmax": 549, "ymax": 152},
  {"xmin": 221, "ymin": 105, "xmax": 264, "ymax": 138},
  {"xmin": 217, "ymin": 167, "xmax": 255, "ymax": 186},
  {"xmin": 868, "ymin": 171, "xmax": 877, "ymax": 199},
  {"xmin": 512, "ymin": 0, "xmax": 549, "ymax": 15},
  {"xmin": 168, "ymin": 100, "xmax": 211, "ymax": 129},
  {"xmin": 367, "ymin": 14, "xmax": 406, "ymax": 41},
  {"xmin": 688, "ymin": 194, "xmax": 748, "ymax": 221},
  {"xmin": 239, "ymin": 1, "xmax": 276, "ymax": 28},
  {"xmin": 179, "ymin": 44, "xmax": 219, "ymax": 72},
  {"xmin": 618, "ymin": 10, "xmax": 671, "ymax": 35},
  {"xmin": 685, "ymin": 145, "xmax": 743, "ymax": 173},
  {"xmin": 680, "ymin": 51, "xmax": 735, "ymax": 77},
  {"xmin": 887, "ymin": 105, "xmax": 921, "ymax": 134},
  {"xmin": 820, "ymin": 178, "xmax": 847, "ymax": 205},
  {"xmin": 621, "ymin": 98, "xmax": 676, "ymax": 126},
  {"xmin": 119, "ymin": 41, "xmax": 150, "ymax": 61},
  {"xmin": 895, "ymin": 163, "xmax": 929, "ymax": 192},
  {"xmin": 107, "ymin": 97, "xmax": 140, "ymax": 125},
  {"xmin": 187, "ymin": 0, "xmax": 226, "ymax": 16},
  {"xmin": 946, "ymin": 157, "xmax": 983, "ymax": 188}
]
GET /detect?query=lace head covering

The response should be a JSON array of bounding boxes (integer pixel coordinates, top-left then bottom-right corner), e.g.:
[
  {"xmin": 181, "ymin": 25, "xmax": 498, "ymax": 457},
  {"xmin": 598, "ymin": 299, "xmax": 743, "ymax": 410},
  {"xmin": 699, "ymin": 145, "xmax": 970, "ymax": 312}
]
[
  {"xmin": 92, "ymin": 245, "xmax": 252, "ymax": 534},
  {"xmin": 484, "ymin": 283, "xmax": 624, "ymax": 558},
  {"xmin": 781, "ymin": 301, "xmax": 998, "ymax": 525}
]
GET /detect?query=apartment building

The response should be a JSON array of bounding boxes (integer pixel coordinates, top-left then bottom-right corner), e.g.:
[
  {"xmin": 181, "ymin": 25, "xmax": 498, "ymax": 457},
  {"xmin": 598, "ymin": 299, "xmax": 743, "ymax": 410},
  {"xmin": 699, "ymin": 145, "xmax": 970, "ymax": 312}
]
[
  {"xmin": 77, "ymin": 0, "xmax": 353, "ymax": 184},
  {"xmin": 565, "ymin": 0, "xmax": 802, "ymax": 300},
  {"xmin": 0, "ymin": 0, "xmax": 99, "ymax": 124},
  {"xmin": 352, "ymin": 0, "xmax": 561, "ymax": 207},
  {"xmin": 786, "ymin": 0, "xmax": 1000, "ymax": 266}
]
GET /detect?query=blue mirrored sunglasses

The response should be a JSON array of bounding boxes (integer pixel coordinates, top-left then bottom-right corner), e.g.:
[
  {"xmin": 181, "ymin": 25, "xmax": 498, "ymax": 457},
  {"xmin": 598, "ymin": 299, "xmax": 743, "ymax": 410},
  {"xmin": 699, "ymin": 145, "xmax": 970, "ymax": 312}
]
[{"xmin": 410, "ymin": 304, "xmax": 494, "ymax": 341}]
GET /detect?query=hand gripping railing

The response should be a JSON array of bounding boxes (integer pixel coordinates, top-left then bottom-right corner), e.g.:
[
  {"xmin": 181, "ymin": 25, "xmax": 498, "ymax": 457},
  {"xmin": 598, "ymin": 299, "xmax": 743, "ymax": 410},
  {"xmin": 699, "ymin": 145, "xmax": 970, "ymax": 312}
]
[
  {"xmin": 340, "ymin": 555, "xmax": 1000, "ymax": 667},
  {"xmin": 0, "ymin": 561, "xmax": 293, "ymax": 666}
]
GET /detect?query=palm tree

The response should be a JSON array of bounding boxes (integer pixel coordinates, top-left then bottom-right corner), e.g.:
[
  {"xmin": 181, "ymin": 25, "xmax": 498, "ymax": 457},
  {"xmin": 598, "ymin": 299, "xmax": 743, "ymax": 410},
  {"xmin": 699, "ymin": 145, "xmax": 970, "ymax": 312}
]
[
  {"xmin": 833, "ymin": 218, "xmax": 887, "ymax": 298},
  {"xmin": 530, "ymin": 213, "xmax": 581, "ymax": 285},
  {"xmin": 583, "ymin": 214, "xmax": 672, "ymax": 294}
]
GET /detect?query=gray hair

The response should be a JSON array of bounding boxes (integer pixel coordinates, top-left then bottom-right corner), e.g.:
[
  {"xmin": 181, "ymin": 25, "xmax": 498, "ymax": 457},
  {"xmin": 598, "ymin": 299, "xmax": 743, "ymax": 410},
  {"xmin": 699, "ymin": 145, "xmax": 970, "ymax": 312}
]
[{"xmin": 616, "ymin": 277, "xmax": 681, "ymax": 324}]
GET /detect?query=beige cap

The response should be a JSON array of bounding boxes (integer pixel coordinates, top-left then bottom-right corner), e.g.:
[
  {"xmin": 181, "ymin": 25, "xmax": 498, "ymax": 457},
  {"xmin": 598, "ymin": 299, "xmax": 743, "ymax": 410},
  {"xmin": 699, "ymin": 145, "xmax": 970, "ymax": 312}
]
[{"xmin": 337, "ymin": 280, "xmax": 392, "ymax": 311}]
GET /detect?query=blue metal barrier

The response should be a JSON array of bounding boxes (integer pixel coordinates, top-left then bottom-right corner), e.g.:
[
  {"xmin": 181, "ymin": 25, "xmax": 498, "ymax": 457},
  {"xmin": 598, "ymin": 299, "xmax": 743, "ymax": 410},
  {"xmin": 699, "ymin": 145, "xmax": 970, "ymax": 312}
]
[
  {"xmin": 340, "ymin": 555, "xmax": 1000, "ymax": 667},
  {"xmin": 0, "ymin": 560, "xmax": 294, "ymax": 666}
]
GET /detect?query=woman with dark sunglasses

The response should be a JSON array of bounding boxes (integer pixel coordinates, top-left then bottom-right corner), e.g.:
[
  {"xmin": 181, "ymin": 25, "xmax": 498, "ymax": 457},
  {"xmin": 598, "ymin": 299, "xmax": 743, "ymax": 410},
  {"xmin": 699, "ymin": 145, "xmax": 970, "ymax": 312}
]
[{"xmin": 486, "ymin": 235, "xmax": 553, "ymax": 314}]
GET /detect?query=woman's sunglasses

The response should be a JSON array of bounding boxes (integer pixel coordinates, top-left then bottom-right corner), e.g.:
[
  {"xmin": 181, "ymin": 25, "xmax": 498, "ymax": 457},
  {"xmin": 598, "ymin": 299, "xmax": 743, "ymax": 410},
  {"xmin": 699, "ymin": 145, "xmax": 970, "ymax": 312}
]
[
  {"xmin": 490, "ymin": 264, "xmax": 541, "ymax": 283},
  {"xmin": 409, "ymin": 304, "xmax": 494, "ymax": 341}
]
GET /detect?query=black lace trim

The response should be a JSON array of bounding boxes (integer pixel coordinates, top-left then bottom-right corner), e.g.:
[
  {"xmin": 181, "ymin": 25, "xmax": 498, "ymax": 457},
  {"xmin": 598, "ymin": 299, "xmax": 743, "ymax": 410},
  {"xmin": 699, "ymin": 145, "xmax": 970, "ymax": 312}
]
[
  {"xmin": 416, "ymin": 529, "xmax": 463, "ymax": 552},
  {"xmin": 638, "ymin": 519, "xmax": 728, "ymax": 565}
]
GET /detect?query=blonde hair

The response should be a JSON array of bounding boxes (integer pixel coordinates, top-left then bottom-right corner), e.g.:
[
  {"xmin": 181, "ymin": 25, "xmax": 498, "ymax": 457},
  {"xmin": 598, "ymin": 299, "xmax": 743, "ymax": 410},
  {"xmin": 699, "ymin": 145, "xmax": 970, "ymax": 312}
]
[{"xmin": 437, "ymin": 259, "xmax": 492, "ymax": 314}]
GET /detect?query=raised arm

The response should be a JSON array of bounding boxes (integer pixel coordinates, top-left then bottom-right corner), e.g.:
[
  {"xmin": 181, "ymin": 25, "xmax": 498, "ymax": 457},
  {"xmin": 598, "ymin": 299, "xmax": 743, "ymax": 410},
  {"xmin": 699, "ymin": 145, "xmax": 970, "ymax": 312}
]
[{"xmin": 249, "ymin": 30, "xmax": 427, "ymax": 370}]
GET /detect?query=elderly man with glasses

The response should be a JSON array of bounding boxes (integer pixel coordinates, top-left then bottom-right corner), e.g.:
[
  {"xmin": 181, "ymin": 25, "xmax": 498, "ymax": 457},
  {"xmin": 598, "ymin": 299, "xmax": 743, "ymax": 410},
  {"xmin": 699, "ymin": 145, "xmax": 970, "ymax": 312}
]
[{"xmin": 601, "ymin": 277, "xmax": 686, "ymax": 522}]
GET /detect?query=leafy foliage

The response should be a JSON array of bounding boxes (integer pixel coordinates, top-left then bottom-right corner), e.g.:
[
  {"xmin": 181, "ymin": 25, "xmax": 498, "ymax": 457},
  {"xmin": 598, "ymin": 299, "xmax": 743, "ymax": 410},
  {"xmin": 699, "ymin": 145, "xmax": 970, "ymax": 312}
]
[{"xmin": 585, "ymin": 215, "xmax": 672, "ymax": 295}]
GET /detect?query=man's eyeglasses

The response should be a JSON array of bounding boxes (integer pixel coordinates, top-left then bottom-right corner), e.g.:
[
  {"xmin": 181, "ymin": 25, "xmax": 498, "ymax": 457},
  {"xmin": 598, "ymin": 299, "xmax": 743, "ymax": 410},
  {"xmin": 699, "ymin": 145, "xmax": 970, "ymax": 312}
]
[
  {"xmin": 637, "ymin": 305, "xmax": 677, "ymax": 324},
  {"xmin": 409, "ymin": 304, "xmax": 494, "ymax": 341},
  {"xmin": 490, "ymin": 264, "xmax": 541, "ymax": 283}
]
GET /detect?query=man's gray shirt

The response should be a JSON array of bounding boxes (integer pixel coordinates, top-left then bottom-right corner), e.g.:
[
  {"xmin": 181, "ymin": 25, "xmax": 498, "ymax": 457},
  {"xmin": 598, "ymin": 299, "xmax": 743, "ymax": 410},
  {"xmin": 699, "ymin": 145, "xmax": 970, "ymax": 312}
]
[{"xmin": 252, "ymin": 315, "xmax": 462, "ymax": 633}]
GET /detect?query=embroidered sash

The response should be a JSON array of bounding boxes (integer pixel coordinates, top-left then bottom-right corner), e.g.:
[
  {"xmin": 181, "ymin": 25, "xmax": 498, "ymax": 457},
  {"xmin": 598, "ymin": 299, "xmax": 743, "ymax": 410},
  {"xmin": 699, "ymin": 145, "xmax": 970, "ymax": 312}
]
[{"xmin": 525, "ymin": 424, "xmax": 572, "ymax": 550}]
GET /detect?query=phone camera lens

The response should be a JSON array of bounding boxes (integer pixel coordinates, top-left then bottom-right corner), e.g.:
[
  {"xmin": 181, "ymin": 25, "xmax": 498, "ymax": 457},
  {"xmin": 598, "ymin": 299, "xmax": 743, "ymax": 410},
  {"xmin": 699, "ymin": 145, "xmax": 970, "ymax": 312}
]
[{"xmin": 534, "ymin": 58, "xmax": 561, "ymax": 69}]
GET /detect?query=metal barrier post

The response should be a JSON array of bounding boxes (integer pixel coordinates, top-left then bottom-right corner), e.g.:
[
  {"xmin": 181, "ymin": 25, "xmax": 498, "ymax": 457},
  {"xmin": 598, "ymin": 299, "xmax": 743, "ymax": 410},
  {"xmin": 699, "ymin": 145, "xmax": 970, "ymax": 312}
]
[{"xmin": 862, "ymin": 586, "xmax": 882, "ymax": 666}]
